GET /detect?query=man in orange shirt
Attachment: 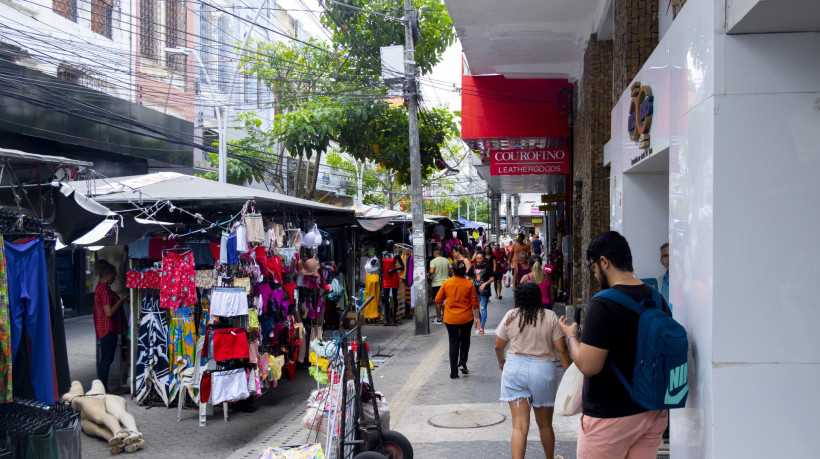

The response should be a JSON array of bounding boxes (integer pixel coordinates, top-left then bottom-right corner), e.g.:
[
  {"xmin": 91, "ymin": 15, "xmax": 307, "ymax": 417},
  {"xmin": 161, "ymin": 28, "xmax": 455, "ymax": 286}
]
[
  {"xmin": 435, "ymin": 260, "xmax": 480, "ymax": 379},
  {"xmin": 508, "ymin": 233, "xmax": 531, "ymax": 268}
]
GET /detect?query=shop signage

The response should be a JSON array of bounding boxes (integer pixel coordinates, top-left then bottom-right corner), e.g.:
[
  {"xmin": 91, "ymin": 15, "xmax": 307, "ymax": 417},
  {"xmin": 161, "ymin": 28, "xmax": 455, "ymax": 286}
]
[
  {"xmin": 532, "ymin": 218, "xmax": 543, "ymax": 224},
  {"xmin": 541, "ymin": 193, "xmax": 565, "ymax": 203},
  {"xmin": 524, "ymin": 222, "xmax": 535, "ymax": 228},
  {"xmin": 627, "ymin": 82, "xmax": 653, "ymax": 149},
  {"xmin": 490, "ymin": 148, "xmax": 569, "ymax": 175},
  {"xmin": 530, "ymin": 207, "xmax": 541, "ymax": 214},
  {"xmin": 539, "ymin": 204, "xmax": 557, "ymax": 212}
]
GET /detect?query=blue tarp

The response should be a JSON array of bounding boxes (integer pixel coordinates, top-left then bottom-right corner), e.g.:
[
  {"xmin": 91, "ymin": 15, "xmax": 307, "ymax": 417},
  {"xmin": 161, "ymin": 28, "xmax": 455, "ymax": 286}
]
[{"xmin": 456, "ymin": 218, "xmax": 483, "ymax": 229}]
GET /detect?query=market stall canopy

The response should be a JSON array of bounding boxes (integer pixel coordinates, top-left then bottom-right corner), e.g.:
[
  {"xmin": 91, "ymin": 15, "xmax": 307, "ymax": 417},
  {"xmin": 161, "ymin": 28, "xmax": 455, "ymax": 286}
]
[
  {"xmin": 455, "ymin": 218, "xmax": 484, "ymax": 230},
  {"xmin": 353, "ymin": 205, "xmax": 453, "ymax": 232},
  {"xmin": 68, "ymin": 172, "xmax": 354, "ymax": 225}
]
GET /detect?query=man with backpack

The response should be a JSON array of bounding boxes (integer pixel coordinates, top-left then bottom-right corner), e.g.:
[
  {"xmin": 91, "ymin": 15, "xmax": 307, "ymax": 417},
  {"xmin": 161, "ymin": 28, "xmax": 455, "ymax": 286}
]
[{"xmin": 558, "ymin": 231, "xmax": 686, "ymax": 458}]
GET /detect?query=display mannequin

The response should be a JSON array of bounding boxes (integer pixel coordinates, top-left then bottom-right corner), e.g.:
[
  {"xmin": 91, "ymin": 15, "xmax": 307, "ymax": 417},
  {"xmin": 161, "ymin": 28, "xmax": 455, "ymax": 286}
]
[
  {"xmin": 363, "ymin": 252, "xmax": 381, "ymax": 321},
  {"xmin": 62, "ymin": 380, "xmax": 144, "ymax": 454},
  {"xmin": 380, "ymin": 240, "xmax": 404, "ymax": 326}
]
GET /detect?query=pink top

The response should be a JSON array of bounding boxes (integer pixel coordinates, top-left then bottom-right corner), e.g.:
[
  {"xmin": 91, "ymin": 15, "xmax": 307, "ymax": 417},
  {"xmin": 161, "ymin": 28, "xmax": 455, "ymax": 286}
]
[{"xmin": 523, "ymin": 273, "xmax": 551, "ymax": 305}]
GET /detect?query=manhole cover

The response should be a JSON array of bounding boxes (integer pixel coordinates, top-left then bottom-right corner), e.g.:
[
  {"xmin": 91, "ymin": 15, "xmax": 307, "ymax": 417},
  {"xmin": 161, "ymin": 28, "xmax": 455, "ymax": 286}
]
[{"xmin": 427, "ymin": 410, "xmax": 506, "ymax": 429}]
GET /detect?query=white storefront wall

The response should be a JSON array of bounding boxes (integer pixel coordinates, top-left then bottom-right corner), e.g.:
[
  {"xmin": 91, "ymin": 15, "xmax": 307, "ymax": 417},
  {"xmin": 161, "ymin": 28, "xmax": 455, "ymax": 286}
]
[{"xmin": 604, "ymin": 0, "xmax": 820, "ymax": 457}]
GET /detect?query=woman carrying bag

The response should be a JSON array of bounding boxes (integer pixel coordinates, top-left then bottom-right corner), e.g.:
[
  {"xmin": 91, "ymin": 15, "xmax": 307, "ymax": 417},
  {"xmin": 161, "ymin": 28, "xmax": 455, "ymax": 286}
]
[{"xmin": 495, "ymin": 282, "xmax": 571, "ymax": 459}]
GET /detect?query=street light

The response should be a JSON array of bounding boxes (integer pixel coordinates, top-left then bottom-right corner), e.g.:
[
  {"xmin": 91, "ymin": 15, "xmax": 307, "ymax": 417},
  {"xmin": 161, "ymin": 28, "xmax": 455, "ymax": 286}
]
[
  {"xmin": 165, "ymin": 46, "xmax": 228, "ymax": 183},
  {"xmin": 164, "ymin": 1, "xmax": 265, "ymax": 184}
]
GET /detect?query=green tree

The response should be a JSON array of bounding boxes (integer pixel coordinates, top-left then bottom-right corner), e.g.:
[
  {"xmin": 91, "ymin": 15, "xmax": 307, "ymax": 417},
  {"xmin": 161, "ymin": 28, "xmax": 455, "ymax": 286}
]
[
  {"xmin": 320, "ymin": 0, "xmax": 456, "ymax": 77},
  {"xmin": 233, "ymin": 1, "xmax": 458, "ymax": 199},
  {"xmin": 200, "ymin": 112, "xmax": 281, "ymax": 187}
]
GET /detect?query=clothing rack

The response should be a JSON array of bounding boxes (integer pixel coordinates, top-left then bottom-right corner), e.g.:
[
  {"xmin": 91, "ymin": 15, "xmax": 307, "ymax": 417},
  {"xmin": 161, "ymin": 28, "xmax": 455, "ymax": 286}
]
[{"xmin": 0, "ymin": 399, "xmax": 81, "ymax": 459}]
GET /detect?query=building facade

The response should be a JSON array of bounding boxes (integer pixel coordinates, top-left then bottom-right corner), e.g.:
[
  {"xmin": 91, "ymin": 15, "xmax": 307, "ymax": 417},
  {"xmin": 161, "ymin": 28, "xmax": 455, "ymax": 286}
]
[{"xmin": 449, "ymin": 0, "xmax": 820, "ymax": 456}]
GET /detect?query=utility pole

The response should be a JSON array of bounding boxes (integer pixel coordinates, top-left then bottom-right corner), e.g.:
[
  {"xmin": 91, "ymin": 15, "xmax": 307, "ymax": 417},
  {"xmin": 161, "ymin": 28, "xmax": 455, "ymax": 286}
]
[{"xmin": 404, "ymin": 0, "xmax": 428, "ymax": 335}]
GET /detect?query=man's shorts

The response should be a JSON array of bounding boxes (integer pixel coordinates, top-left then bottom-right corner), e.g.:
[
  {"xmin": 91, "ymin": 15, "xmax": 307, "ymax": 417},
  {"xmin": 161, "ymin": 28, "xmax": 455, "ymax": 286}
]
[
  {"xmin": 577, "ymin": 410, "xmax": 668, "ymax": 459},
  {"xmin": 211, "ymin": 287, "xmax": 249, "ymax": 317},
  {"xmin": 499, "ymin": 355, "xmax": 558, "ymax": 407},
  {"xmin": 212, "ymin": 327, "xmax": 250, "ymax": 361}
]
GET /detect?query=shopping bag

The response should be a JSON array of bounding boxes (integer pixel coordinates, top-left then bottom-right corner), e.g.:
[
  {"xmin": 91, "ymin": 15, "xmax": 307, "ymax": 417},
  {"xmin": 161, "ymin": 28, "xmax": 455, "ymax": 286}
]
[
  {"xmin": 503, "ymin": 274, "xmax": 511, "ymax": 288},
  {"xmin": 554, "ymin": 363, "xmax": 583, "ymax": 416}
]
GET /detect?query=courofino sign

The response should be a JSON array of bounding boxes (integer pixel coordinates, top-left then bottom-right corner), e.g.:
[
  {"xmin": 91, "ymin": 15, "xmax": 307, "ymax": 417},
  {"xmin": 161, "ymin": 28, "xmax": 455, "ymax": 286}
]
[
  {"xmin": 490, "ymin": 148, "xmax": 569, "ymax": 175},
  {"xmin": 627, "ymin": 82, "xmax": 653, "ymax": 149}
]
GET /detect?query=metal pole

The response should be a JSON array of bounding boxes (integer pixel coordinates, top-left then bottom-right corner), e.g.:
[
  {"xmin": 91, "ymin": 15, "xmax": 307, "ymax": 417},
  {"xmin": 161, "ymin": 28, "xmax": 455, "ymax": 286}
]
[{"xmin": 405, "ymin": 0, "xmax": 428, "ymax": 335}]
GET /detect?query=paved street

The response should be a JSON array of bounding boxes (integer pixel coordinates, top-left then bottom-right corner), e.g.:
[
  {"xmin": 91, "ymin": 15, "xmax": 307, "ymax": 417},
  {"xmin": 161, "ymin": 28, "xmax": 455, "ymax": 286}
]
[{"xmin": 66, "ymin": 282, "xmax": 580, "ymax": 458}]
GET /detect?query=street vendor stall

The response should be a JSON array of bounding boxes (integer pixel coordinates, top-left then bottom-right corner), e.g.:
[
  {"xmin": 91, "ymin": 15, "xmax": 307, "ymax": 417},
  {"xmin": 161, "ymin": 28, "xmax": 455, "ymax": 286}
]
[{"xmin": 68, "ymin": 172, "xmax": 355, "ymax": 425}]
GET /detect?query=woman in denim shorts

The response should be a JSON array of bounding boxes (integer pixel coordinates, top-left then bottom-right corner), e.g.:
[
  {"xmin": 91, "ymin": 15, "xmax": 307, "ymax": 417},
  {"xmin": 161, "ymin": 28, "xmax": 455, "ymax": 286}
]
[{"xmin": 495, "ymin": 282, "xmax": 571, "ymax": 459}]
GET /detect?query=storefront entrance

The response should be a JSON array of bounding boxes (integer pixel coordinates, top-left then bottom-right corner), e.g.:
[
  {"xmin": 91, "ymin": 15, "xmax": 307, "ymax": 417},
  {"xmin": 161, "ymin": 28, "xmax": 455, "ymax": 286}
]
[{"xmin": 619, "ymin": 148, "xmax": 669, "ymax": 280}]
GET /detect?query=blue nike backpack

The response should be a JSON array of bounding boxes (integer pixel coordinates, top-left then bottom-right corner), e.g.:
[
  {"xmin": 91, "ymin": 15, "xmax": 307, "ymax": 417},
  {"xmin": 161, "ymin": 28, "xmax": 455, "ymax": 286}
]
[{"xmin": 592, "ymin": 288, "xmax": 689, "ymax": 410}]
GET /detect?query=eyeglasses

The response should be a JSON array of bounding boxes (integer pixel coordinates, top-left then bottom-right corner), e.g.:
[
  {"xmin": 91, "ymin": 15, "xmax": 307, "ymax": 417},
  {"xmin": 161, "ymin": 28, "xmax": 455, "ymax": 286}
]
[{"xmin": 587, "ymin": 258, "xmax": 601, "ymax": 274}]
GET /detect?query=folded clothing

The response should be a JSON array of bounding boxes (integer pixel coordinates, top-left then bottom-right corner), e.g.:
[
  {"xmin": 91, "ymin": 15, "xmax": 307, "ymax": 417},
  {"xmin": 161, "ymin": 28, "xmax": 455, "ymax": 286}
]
[{"xmin": 212, "ymin": 327, "xmax": 250, "ymax": 361}]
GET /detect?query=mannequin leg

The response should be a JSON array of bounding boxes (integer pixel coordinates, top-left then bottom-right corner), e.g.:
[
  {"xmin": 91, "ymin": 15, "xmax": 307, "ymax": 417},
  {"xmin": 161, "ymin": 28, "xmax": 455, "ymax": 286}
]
[
  {"xmin": 382, "ymin": 287, "xmax": 391, "ymax": 325},
  {"xmin": 104, "ymin": 395, "xmax": 142, "ymax": 446},
  {"xmin": 85, "ymin": 380, "xmax": 127, "ymax": 445},
  {"xmin": 80, "ymin": 417, "xmax": 114, "ymax": 442},
  {"xmin": 392, "ymin": 288, "xmax": 399, "ymax": 325}
]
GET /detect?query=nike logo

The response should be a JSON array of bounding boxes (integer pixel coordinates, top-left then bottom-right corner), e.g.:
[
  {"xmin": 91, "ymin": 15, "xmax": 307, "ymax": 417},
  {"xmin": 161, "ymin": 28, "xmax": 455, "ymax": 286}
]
[{"xmin": 665, "ymin": 385, "xmax": 688, "ymax": 404}]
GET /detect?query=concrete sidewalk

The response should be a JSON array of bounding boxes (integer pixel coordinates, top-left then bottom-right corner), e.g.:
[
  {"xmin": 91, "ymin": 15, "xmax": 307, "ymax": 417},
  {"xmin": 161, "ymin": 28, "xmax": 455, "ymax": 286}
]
[{"xmin": 230, "ymin": 283, "xmax": 580, "ymax": 458}]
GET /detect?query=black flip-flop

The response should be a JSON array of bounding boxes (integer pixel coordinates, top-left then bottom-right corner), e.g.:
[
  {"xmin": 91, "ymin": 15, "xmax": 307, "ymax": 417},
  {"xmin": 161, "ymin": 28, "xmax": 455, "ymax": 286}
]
[
  {"xmin": 459, "ymin": 365, "xmax": 469, "ymax": 375},
  {"xmin": 498, "ymin": 296, "xmax": 503, "ymax": 300}
]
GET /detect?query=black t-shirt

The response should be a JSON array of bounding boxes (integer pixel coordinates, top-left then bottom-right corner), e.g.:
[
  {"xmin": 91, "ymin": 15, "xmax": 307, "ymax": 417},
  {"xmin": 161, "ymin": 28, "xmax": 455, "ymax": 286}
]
[
  {"xmin": 467, "ymin": 263, "xmax": 493, "ymax": 296},
  {"xmin": 581, "ymin": 284, "xmax": 671, "ymax": 418}
]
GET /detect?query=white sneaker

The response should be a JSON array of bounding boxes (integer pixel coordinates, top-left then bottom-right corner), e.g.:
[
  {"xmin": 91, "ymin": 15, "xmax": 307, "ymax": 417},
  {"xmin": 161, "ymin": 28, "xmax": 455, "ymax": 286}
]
[{"xmin": 432, "ymin": 318, "xmax": 443, "ymax": 324}]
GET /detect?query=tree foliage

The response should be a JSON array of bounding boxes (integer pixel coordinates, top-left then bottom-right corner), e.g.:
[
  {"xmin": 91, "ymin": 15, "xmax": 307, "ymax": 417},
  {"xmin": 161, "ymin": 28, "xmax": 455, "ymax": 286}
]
[
  {"xmin": 235, "ymin": 0, "xmax": 458, "ymax": 198},
  {"xmin": 320, "ymin": 0, "xmax": 456, "ymax": 77}
]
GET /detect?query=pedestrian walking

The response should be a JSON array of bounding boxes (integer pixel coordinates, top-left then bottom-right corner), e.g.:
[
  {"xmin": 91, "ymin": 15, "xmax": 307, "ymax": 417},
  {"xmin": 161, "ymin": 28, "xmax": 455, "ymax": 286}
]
[
  {"xmin": 428, "ymin": 248, "xmax": 451, "ymax": 324},
  {"xmin": 495, "ymin": 282, "xmax": 571, "ymax": 459},
  {"xmin": 492, "ymin": 242, "xmax": 508, "ymax": 300},
  {"xmin": 467, "ymin": 253, "xmax": 494, "ymax": 334},
  {"xmin": 435, "ymin": 260, "xmax": 480, "ymax": 379},
  {"xmin": 558, "ymin": 231, "xmax": 672, "ymax": 458},
  {"xmin": 512, "ymin": 251, "xmax": 531, "ymax": 291},
  {"xmin": 521, "ymin": 255, "xmax": 555, "ymax": 310}
]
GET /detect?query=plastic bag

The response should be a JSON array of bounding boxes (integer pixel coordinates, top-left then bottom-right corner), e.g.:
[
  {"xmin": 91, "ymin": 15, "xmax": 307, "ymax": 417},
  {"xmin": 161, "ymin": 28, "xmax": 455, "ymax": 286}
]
[
  {"xmin": 503, "ymin": 274, "xmax": 511, "ymax": 288},
  {"xmin": 554, "ymin": 363, "xmax": 584, "ymax": 416},
  {"xmin": 362, "ymin": 392, "xmax": 390, "ymax": 433}
]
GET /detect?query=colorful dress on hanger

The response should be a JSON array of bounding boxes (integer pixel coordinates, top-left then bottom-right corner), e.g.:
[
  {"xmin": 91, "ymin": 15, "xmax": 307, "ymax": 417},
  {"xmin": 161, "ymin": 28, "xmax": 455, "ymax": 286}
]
[
  {"xmin": 167, "ymin": 305, "xmax": 196, "ymax": 403},
  {"xmin": 0, "ymin": 236, "xmax": 11, "ymax": 403},
  {"xmin": 135, "ymin": 296, "xmax": 170, "ymax": 407}
]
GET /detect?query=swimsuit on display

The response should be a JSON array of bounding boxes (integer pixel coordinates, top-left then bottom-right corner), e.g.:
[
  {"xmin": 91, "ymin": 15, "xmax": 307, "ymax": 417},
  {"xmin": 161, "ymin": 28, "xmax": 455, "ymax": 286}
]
[{"xmin": 381, "ymin": 257, "xmax": 400, "ymax": 288}]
